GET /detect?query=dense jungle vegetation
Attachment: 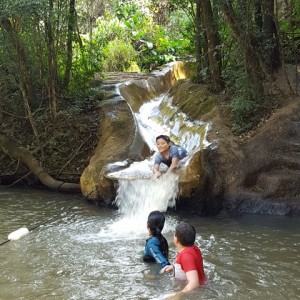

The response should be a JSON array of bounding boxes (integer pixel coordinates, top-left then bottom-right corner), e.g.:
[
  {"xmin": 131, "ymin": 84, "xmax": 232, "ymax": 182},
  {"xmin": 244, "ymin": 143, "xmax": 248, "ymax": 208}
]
[{"xmin": 0, "ymin": 0, "xmax": 299, "ymax": 187}]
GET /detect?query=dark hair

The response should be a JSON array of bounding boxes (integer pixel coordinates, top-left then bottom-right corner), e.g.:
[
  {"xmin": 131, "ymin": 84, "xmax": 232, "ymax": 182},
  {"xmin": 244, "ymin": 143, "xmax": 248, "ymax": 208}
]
[
  {"xmin": 156, "ymin": 135, "xmax": 171, "ymax": 143},
  {"xmin": 147, "ymin": 210, "xmax": 169, "ymax": 259},
  {"xmin": 175, "ymin": 222, "xmax": 196, "ymax": 247}
]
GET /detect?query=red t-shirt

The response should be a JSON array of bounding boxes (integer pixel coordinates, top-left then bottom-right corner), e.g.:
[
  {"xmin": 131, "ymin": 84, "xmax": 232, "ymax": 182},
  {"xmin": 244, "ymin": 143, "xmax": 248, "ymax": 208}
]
[{"xmin": 174, "ymin": 245, "xmax": 206, "ymax": 284}]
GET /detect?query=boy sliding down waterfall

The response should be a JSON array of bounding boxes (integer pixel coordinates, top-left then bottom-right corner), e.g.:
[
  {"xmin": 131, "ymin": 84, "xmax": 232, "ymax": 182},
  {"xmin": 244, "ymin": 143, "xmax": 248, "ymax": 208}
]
[{"xmin": 152, "ymin": 135, "xmax": 187, "ymax": 179}]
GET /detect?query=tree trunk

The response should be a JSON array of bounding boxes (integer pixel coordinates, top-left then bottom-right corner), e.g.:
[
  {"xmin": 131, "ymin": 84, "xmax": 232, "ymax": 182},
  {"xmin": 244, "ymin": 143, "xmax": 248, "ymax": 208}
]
[
  {"xmin": 200, "ymin": 0, "xmax": 223, "ymax": 91},
  {"xmin": 0, "ymin": 134, "xmax": 81, "ymax": 192},
  {"xmin": 0, "ymin": 18, "xmax": 44, "ymax": 158},
  {"xmin": 63, "ymin": 0, "xmax": 76, "ymax": 90},
  {"xmin": 45, "ymin": 0, "xmax": 58, "ymax": 121},
  {"xmin": 223, "ymin": 2, "xmax": 265, "ymax": 98},
  {"xmin": 194, "ymin": 0, "xmax": 203, "ymax": 83},
  {"xmin": 262, "ymin": 0, "xmax": 281, "ymax": 72}
]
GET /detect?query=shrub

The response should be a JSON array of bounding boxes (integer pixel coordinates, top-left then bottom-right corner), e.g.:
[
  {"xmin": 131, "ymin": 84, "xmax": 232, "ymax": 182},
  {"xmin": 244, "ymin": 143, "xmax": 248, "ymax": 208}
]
[{"xmin": 102, "ymin": 39, "xmax": 140, "ymax": 72}]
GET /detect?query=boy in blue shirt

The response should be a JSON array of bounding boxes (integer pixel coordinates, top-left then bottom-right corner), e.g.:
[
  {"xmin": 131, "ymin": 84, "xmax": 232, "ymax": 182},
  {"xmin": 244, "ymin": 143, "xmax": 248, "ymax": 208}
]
[{"xmin": 153, "ymin": 135, "xmax": 188, "ymax": 178}]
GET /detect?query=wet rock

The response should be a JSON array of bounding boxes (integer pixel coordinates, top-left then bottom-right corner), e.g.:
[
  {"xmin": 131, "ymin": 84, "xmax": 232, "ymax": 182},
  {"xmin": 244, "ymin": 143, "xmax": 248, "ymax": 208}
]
[
  {"xmin": 80, "ymin": 62, "xmax": 189, "ymax": 203},
  {"xmin": 82, "ymin": 62, "xmax": 300, "ymax": 216}
]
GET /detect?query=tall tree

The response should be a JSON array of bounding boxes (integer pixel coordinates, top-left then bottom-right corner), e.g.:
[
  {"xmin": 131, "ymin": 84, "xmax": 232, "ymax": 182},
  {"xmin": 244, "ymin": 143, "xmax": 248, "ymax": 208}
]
[
  {"xmin": 200, "ymin": 0, "xmax": 223, "ymax": 91},
  {"xmin": 259, "ymin": 0, "xmax": 281, "ymax": 72},
  {"xmin": 0, "ymin": 18, "xmax": 44, "ymax": 157},
  {"xmin": 63, "ymin": 0, "xmax": 77, "ymax": 90},
  {"xmin": 194, "ymin": 0, "xmax": 204, "ymax": 84},
  {"xmin": 223, "ymin": 1, "xmax": 265, "ymax": 99},
  {"xmin": 45, "ymin": 0, "xmax": 58, "ymax": 121}
]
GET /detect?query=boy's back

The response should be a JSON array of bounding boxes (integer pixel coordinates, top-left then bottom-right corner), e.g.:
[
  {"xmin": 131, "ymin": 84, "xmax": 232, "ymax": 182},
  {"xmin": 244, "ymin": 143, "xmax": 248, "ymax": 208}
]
[{"xmin": 174, "ymin": 244, "xmax": 206, "ymax": 284}]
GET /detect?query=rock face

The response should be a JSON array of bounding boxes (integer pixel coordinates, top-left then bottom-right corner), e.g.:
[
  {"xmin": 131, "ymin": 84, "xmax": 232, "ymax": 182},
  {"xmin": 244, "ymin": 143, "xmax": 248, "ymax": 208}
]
[
  {"xmin": 81, "ymin": 62, "xmax": 300, "ymax": 216},
  {"xmin": 234, "ymin": 101, "xmax": 300, "ymax": 215},
  {"xmin": 80, "ymin": 96, "xmax": 143, "ymax": 203},
  {"xmin": 80, "ymin": 62, "xmax": 190, "ymax": 202},
  {"xmin": 189, "ymin": 94, "xmax": 300, "ymax": 216}
]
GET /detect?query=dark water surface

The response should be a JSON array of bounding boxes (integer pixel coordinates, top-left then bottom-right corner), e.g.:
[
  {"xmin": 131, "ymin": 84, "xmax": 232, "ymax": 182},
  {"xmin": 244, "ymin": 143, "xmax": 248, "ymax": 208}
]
[{"xmin": 0, "ymin": 188, "xmax": 299, "ymax": 299}]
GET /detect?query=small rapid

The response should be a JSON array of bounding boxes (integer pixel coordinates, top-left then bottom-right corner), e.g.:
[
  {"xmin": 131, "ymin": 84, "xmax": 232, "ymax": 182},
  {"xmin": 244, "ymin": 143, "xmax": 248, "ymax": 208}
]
[{"xmin": 101, "ymin": 86, "xmax": 210, "ymax": 240}]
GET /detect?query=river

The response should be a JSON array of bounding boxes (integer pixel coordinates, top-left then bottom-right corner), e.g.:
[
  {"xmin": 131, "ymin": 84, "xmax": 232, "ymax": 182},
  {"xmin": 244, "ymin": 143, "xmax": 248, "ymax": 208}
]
[{"xmin": 0, "ymin": 187, "xmax": 299, "ymax": 299}]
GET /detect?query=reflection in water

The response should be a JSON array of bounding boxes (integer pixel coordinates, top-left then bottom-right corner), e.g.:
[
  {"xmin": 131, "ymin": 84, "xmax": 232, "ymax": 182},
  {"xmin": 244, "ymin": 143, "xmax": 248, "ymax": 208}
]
[{"xmin": 0, "ymin": 188, "xmax": 300, "ymax": 299}]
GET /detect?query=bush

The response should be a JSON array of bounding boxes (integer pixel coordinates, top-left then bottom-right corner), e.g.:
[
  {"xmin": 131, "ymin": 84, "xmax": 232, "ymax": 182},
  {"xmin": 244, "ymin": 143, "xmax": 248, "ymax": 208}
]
[
  {"xmin": 229, "ymin": 95, "xmax": 260, "ymax": 134},
  {"xmin": 102, "ymin": 39, "xmax": 140, "ymax": 72}
]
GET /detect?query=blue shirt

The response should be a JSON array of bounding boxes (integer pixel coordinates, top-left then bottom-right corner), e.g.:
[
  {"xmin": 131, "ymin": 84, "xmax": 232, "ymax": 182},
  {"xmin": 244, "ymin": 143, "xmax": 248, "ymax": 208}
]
[
  {"xmin": 154, "ymin": 145, "xmax": 188, "ymax": 167},
  {"xmin": 143, "ymin": 236, "xmax": 170, "ymax": 268}
]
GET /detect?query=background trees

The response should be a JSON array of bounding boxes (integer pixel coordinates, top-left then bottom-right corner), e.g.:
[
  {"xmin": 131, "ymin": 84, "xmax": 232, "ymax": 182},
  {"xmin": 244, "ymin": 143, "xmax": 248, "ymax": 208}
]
[{"xmin": 0, "ymin": 0, "xmax": 299, "ymax": 145}]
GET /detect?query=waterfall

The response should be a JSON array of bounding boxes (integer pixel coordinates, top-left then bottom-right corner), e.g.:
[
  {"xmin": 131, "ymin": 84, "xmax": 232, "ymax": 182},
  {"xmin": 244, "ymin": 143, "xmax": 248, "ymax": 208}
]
[
  {"xmin": 114, "ymin": 174, "xmax": 179, "ymax": 217},
  {"xmin": 103, "ymin": 88, "xmax": 210, "ymax": 238},
  {"xmin": 98, "ymin": 174, "xmax": 179, "ymax": 239}
]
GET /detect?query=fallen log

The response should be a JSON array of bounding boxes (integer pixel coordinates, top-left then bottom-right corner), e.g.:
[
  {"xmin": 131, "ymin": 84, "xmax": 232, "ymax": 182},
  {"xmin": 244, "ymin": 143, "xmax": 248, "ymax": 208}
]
[{"xmin": 0, "ymin": 134, "xmax": 81, "ymax": 192}]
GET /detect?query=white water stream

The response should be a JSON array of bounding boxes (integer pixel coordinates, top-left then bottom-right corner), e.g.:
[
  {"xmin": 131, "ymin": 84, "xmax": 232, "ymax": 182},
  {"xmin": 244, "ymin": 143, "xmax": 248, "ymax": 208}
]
[{"xmin": 103, "ymin": 92, "xmax": 210, "ymax": 239}]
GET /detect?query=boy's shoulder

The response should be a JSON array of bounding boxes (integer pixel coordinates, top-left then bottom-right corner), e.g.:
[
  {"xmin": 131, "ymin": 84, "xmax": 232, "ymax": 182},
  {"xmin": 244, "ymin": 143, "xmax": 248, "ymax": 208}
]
[{"xmin": 177, "ymin": 245, "xmax": 201, "ymax": 257}]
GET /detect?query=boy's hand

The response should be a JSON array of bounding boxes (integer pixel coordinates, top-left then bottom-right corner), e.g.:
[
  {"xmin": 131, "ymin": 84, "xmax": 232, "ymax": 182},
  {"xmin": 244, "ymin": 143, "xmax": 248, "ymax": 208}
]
[
  {"xmin": 152, "ymin": 171, "xmax": 161, "ymax": 179},
  {"xmin": 160, "ymin": 265, "xmax": 174, "ymax": 274}
]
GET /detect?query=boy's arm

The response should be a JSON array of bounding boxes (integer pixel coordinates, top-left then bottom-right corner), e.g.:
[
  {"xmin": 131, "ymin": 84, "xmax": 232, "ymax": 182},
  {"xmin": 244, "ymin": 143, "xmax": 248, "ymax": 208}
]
[
  {"xmin": 180, "ymin": 270, "xmax": 200, "ymax": 293},
  {"xmin": 160, "ymin": 264, "xmax": 174, "ymax": 273},
  {"xmin": 153, "ymin": 163, "xmax": 161, "ymax": 178},
  {"xmin": 167, "ymin": 157, "xmax": 179, "ymax": 173}
]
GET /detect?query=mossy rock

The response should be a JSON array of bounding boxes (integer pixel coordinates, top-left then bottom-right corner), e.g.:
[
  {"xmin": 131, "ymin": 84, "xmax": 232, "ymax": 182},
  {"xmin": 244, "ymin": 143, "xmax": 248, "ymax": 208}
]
[{"xmin": 169, "ymin": 80, "xmax": 217, "ymax": 120}]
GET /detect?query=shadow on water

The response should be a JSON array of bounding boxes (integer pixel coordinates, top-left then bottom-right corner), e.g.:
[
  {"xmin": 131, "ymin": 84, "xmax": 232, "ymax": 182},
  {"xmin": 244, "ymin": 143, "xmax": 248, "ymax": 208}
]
[{"xmin": 0, "ymin": 187, "xmax": 300, "ymax": 299}]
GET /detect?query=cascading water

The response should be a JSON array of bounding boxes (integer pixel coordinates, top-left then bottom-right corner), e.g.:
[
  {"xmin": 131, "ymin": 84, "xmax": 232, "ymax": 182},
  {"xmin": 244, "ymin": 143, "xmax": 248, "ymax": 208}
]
[
  {"xmin": 103, "ymin": 91, "xmax": 210, "ymax": 238},
  {"xmin": 101, "ymin": 174, "xmax": 179, "ymax": 238},
  {"xmin": 114, "ymin": 175, "xmax": 179, "ymax": 217}
]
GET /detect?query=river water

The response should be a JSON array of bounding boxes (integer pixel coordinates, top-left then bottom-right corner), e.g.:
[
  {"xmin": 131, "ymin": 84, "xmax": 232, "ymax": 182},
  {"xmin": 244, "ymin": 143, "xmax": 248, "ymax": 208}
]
[{"xmin": 0, "ymin": 187, "xmax": 299, "ymax": 300}]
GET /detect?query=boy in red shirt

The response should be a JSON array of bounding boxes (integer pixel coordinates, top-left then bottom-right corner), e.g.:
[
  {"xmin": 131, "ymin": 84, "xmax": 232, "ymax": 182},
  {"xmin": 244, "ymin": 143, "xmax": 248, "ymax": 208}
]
[{"xmin": 160, "ymin": 222, "xmax": 206, "ymax": 294}]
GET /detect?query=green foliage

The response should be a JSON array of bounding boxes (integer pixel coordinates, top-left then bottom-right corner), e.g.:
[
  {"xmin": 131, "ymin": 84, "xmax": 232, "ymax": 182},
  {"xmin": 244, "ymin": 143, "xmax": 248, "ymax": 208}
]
[
  {"xmin": 166, "ymin": 9, "xmax": 195, "ymax": 53},
  {"xmin": 278, "ymin": 0, "xmax": 300, "ymax": 63},
  {"xmin": 0, "ymin": 0, "xmax": 47, "ymax": 18},
  {"xmin": 89, "ymin": 1, "xmax": 192, "ymax": 72},
  {"xmin": 102, "ymin": 39, "xmax": 140, "ymax": 72},
  {"xmin": 114, "ymin": 0, "xmax": 140, "ymax": 20},
  {"xmin": 93, "ymin": 16, "xmax": 127, "ymax": 49},
  {"xmin": 223, "ymin": 65, "xmax": 274, "ymax": 135},
  {"xmin": 229, "ymin": 95, "xmax": 260, "ymax": 134}
]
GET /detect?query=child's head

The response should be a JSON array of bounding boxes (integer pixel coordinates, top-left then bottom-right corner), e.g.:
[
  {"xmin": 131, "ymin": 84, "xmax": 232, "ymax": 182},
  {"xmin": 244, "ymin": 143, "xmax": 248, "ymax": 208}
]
[
  {"xmin": 147, "ymin": 210, "xmax": 165, "ymax": 236},
  {"xmin": 175, "ymin": 222, "xmax": 196, "ymax": 247},
  {"xmin": 156, "ymin": 135, "xmax": 171, "ymax": 143}
]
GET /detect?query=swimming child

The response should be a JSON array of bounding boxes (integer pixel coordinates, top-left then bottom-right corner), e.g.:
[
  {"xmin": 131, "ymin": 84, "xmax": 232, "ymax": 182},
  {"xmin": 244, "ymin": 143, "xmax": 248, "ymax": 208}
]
[
  {"xmin": 143, "ymin": 210, "xmax": 170, "ymax": 268},
  {"xmin": 160, "ymin": 222, "xmax": 206, "ymax": 294},
  {"xmin": 153, "ymin": 135, "xmax": 188, "ymax": 179}
]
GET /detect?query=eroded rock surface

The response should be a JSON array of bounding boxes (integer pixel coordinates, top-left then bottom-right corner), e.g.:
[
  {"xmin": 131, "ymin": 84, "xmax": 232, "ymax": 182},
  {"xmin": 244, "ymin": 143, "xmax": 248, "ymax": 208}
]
[
  {"xmin": 178, "ymin": 84, "xmax": 300, "ymax": 215},
  {"xmin": 81, "ymin": 62, "xmax": 300, "ymax": 216},
  {"xmin": 80, "ymin": 62, "xmax": 190, "ymax": 202}
]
